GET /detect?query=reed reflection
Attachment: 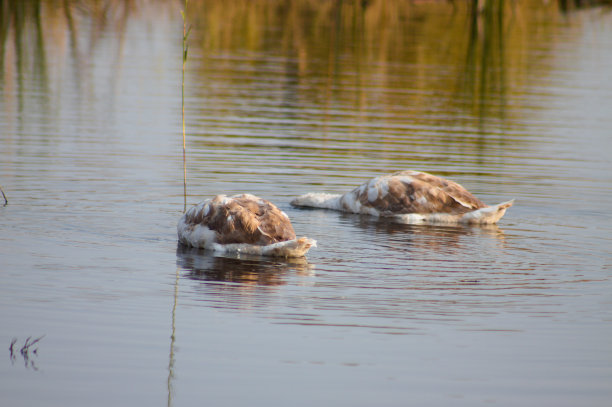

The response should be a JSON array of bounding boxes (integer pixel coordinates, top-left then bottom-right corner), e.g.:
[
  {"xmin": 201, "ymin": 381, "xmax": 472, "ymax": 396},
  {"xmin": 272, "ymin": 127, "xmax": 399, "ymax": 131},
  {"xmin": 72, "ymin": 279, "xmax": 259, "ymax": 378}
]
[
  {"xmin": 1, "ymin": 0, "xmax": 601, "ymax": 137},
  {"xmin": 0, "ymin": 0, "xmax": 163, "ymax": 131},
  {"xmin": 186, "ymin": 0, "xmax": 561, "ymax": 116},
  {"xmin": 462, "ymin": 0, "xmax": 508, "ymax": 125}
]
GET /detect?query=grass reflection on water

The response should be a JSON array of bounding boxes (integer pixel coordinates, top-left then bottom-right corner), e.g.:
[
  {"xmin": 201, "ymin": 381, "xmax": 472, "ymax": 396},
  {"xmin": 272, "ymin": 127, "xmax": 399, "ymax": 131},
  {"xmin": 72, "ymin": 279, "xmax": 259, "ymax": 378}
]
[
  {"xmin": 1, "ymin": 0, "xmax": 605, "ymax": 130},
  {"xmin": 2, "ymin": 0, "xmax": 608, "ymax": 182}
]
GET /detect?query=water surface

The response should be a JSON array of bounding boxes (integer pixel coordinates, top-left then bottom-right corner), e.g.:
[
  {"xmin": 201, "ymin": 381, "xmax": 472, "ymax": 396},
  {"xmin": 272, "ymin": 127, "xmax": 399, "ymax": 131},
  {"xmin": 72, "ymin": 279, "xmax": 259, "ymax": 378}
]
[{"xmin": 1, "ymin": 1, "xmax": 611, "ymax": 406}]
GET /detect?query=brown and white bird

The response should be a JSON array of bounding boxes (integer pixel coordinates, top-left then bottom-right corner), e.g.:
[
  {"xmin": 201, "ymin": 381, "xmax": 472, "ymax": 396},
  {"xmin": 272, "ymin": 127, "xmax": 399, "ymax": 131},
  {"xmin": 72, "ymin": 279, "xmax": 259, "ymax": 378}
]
[
  {"xmin": 178, "ymin": 194, "xmax": 316, "ymax": 257},
  {"xmin": 291, "ymin": 170, "xmax": 514, "ymax": 224}
]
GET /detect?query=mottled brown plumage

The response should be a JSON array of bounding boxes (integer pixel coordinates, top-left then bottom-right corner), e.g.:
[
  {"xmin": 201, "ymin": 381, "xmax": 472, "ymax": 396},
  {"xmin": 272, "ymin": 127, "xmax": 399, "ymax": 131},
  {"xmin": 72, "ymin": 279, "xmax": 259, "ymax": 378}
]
[
  {"xmin": 354, "ymin": 170, "xmax": 487, "ymax": 215},
  {"xmin": 180, "ymin": 194, "xmax": 296, "ymax": 245}
]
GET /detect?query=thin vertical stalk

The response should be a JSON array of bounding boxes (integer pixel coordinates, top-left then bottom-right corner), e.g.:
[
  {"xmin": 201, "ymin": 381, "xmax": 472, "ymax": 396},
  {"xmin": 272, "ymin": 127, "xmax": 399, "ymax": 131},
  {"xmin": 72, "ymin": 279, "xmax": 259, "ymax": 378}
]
[
  {"xmin": 167, "ymin": 266, "xmax": 180, "ymax": 407},
  {"xmin": 0, "ymin": 185, "xmax": 7, "ymax": 205},
  {"xmin": 181, "ymin": 0, "xmax": 190, "ymax": 213}
]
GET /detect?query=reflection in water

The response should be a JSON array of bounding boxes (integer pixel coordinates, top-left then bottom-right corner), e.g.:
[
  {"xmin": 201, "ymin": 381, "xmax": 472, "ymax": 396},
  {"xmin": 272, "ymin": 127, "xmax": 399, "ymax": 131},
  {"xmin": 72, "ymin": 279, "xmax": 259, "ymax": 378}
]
[
  {"xmin": 2, "ymin": 0, "xmax": 607, "ymax": 150},
  {"xmin": 3, "ymin": 0, "xmax": 609, "ymax": 187},
  {"xmin": 338, "ymin": 211, "xmax": 507, "ymax": 254},
  {"xmin": 166, "ymin": 266, "xmax": 179, "ymax": 407},
  {"xmin": 176, "ymin": 244, "xmax": 314, "ymax": 286},
  {"xmin": 463, "ymin": 0, "xmax": 508, "ymax": 125},
  {"xmin": 172, "ymin": 244, "xmax": 315, "ymax": 404},
  {"xmin": 186, "ymin": 0, "xmax": 558, "ymax": 121},
  {"xmin": 0, "ymin": 0, "xmax": 167, "ymax": 139}
]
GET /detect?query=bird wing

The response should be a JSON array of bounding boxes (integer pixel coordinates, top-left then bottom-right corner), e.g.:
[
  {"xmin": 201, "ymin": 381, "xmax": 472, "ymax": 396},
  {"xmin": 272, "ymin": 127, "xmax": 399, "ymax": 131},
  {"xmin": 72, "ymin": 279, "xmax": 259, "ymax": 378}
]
[{"xmin": 356, "ymin": 171, "xmax": 486, "ymax": 215}]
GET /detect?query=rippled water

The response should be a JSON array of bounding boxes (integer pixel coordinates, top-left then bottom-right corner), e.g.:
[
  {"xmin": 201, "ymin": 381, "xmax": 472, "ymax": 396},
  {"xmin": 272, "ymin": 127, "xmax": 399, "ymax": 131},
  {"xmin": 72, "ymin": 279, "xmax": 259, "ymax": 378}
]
[{"xmin": 1, "ymin": 1, "xmax": 612, "ymax": 406}]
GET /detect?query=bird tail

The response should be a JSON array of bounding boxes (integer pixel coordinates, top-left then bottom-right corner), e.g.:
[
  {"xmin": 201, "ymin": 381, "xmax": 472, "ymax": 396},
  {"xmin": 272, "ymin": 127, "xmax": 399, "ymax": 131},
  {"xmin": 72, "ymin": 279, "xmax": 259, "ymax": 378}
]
[
  {"xmin": 261, "ymin": 237, "xmax": 317, "ymax": 257},
  {"xmin": 215, "ymin": 237, "xmax": 317, "ymax": 257},
  {"xmin": 462, "ymin": 199, "xmax": 514, "ymax": 224}
]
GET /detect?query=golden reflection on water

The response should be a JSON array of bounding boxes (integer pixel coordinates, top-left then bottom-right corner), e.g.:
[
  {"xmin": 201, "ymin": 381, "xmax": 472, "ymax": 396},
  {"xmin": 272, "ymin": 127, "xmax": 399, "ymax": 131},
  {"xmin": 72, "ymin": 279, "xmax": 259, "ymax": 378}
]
[
  {"xmin": 3, "ymin": 0, "xmax": 610, "ymax": 175},
  {"xmin": 1, "ymin": 0, "xmax": 606, "ymax": 123},
  {"xmin": 187, "ymin": 0, "xmax": 563, "ymax": 124}
]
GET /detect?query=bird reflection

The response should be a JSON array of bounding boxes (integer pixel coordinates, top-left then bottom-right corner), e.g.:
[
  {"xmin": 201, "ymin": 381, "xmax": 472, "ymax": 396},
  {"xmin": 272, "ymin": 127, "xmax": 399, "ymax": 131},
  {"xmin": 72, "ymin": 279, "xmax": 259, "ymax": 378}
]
[
  {"xmin": 338, "ymin": 211, "xmax": 507, "ymax": 254},
  {"xmin": 176, "ymin": 244, "xmax": 315, "ymax": 286}
]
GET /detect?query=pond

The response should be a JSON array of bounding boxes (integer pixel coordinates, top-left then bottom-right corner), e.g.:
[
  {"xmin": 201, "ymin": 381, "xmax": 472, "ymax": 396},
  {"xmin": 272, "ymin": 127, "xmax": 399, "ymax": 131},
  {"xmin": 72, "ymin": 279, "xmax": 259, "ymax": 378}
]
[{"xmin": 1, "ymin": 0, "xmax": 611, "ymax": 406}]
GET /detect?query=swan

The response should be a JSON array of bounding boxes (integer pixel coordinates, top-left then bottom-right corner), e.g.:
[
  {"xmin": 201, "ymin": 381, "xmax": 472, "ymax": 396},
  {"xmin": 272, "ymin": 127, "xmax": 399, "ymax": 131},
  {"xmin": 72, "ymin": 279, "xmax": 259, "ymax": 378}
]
[
  {"xmin": 291, "ymin": 170, "xmax": 514, "ymax": 225},
  {"xmin": 178, "ymin": 193, "xmax": 316, "ymax": 257}
]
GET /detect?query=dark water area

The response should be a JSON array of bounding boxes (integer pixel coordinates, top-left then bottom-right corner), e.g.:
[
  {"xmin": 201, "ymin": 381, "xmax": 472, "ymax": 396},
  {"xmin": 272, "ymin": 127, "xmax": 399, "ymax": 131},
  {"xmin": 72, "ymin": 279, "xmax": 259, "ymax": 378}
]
[{"xmin": 1, "ymin": 0, "xmax": 612, "ymax": 406}]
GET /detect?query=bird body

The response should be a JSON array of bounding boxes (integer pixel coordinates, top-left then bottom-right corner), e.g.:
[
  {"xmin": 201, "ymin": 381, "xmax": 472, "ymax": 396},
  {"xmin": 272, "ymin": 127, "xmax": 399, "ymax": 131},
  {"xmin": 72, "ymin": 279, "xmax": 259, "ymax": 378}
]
[
  {"xmin": 178, "ymin": 194, "xmax": 315, "ymax": 257},
  {"xmin": 291, "ymin": 170, "xmax": 513, "ymax": 224}
]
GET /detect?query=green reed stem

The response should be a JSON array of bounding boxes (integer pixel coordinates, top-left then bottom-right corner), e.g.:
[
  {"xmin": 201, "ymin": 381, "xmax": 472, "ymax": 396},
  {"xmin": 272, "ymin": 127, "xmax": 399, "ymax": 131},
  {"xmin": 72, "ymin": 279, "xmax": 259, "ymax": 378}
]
[{"xmin": 181, "ymin": 0, "xmax": 191, "ymax": 213}]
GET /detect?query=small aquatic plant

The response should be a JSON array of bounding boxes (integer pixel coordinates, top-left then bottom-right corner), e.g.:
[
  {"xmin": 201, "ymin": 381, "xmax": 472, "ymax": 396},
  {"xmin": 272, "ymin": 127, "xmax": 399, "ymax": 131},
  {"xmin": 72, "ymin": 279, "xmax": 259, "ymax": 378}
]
[
  {"xmin": 0, "ymin": 185, "xmax": 7, "ymax": 205},
  {"xmin": 9, "ymin": 335, "xmax": 44, "ymax": 370}
]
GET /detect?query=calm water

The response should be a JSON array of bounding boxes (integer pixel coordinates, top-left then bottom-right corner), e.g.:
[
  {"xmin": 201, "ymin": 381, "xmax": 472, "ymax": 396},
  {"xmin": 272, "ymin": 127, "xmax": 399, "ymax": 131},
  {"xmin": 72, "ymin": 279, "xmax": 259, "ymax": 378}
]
[{"xmin": 1, "ymin": 1, "xmax": 612, "ymax": 406}]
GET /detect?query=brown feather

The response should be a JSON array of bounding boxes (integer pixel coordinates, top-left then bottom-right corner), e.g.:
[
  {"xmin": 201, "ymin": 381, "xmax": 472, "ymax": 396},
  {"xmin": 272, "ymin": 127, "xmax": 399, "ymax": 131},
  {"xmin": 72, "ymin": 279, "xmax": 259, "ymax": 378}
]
[
  {"xmin": 355, "ymin": 170, "xmax": 487, "ymax": 215},
  {"xmin": 184, "ymin": 194, "xmax": 296, "ymax": 245}
]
